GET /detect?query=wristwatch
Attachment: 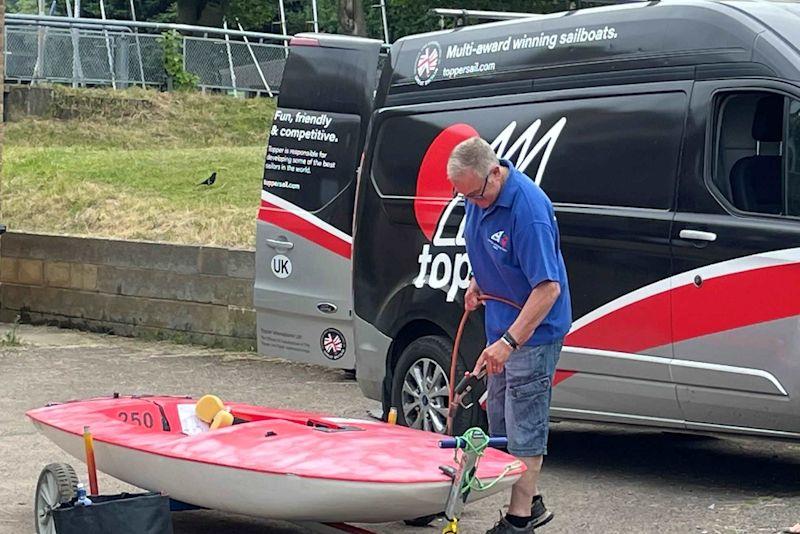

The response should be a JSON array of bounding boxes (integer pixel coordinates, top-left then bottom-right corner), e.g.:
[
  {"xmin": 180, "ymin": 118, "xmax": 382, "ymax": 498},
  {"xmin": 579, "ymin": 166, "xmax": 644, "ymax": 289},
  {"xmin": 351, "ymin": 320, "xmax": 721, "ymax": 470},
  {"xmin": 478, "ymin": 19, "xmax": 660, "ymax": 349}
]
[{"xmin": 501, "ymin": 331, "xmax": 519, "ymax": 350}]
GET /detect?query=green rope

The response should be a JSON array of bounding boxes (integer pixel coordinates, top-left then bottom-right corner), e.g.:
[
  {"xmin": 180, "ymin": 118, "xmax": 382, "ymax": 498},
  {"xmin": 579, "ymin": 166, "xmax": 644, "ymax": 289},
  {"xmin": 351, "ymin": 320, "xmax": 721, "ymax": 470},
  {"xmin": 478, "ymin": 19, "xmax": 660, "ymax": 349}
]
[{"xmin": 452, "ymin": 427, "xmax": 522, "ymax": 494}]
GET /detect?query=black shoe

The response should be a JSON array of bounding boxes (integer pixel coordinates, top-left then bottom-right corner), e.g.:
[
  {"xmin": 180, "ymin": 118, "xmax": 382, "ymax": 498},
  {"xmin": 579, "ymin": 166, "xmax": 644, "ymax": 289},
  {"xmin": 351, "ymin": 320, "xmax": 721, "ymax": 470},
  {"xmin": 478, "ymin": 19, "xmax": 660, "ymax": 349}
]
[
  {"xmin": 531, "ymin": 495, "xmax": 554, "ymax": 528},
  {"xmin": 486, "ymin": 514, "xmax": 535, "ymax": 534}
]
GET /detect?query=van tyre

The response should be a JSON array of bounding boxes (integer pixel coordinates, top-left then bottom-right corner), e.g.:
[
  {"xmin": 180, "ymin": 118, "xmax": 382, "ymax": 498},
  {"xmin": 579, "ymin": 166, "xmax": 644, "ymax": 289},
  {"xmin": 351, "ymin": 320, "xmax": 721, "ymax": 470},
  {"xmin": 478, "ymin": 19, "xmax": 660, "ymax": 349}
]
[{"xmin": 391, "ymin": 335, "xmax": 483, "ymax": 435}]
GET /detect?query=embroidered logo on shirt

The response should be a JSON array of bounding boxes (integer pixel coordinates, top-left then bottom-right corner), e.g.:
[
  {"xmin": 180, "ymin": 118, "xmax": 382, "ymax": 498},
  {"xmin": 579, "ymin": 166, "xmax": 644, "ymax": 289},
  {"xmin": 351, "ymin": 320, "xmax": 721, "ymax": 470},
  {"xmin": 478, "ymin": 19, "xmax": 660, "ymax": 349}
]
[{"xmin": 489, "ymin": 230, "xmax": 509, "ymax": 252}]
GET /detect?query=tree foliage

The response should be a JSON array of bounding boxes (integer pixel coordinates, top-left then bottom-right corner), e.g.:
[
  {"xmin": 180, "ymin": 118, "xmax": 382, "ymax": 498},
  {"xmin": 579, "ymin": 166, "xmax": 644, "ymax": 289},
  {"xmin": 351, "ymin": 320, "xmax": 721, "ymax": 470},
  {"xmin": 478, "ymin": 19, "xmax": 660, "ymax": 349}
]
[
  {"xmin": 7, "ymin": 0, "xmax": 176, "ymax": 22},
  {"xmin": 7, "ymin": 0, "xmax": 571, "ymax": 41}
]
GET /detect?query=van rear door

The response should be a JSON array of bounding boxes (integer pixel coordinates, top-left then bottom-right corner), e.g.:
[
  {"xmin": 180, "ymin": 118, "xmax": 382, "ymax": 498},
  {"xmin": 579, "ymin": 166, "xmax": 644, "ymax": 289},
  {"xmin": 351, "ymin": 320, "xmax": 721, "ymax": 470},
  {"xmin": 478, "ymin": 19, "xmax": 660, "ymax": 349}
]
[{"xmin": 255, "ymin": 34, "xmax": 381, "ymax": 369}]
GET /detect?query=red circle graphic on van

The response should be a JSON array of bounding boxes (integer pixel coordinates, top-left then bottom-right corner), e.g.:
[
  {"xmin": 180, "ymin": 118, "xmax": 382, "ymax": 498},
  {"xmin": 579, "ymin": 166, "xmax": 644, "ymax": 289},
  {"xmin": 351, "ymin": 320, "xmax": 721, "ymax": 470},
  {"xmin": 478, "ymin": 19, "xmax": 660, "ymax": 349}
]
[{"xmin": 414, "ymin": 123, "xmax": 479, "ymax": 240}]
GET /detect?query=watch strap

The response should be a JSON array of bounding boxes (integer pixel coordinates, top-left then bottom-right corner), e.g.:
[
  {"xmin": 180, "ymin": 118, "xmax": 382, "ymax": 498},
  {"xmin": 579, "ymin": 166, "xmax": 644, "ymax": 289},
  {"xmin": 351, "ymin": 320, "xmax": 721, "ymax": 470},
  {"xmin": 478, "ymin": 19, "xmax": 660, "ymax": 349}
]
[{"xmin": 501, "ymin": 331, "xmax": 519, "ymax": 350}]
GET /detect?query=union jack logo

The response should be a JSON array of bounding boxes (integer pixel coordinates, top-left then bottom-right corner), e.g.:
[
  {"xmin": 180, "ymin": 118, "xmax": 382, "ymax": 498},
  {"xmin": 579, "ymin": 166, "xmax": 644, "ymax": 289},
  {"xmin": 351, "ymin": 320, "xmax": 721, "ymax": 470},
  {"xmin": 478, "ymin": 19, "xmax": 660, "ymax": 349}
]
[
  {"xmin": 414, "ymin": 42, "xmax": 441, "ymax": 86},
  {"xmin": 417, "ymin": 47, "xmax": 438, "ymax": 77},
  {"xmin": 320, "ymin": 328, "xmax": 346, "ymax": 360}
]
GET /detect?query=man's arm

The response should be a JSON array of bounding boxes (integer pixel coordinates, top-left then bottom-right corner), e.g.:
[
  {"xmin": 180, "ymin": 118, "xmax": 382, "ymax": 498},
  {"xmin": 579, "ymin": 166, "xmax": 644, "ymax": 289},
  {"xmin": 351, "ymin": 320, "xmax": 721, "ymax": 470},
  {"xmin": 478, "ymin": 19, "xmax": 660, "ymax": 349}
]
[
  {"xmin": 507, "ymin": 281, "xmax": 561, "ymax": 346},
  {"xmin": 474, "ymin": 280, "xmax": 560, "ymax": 375},
  {"xmin": 464, "ymin": 277, "xmax": 483, "ymax": 311}
]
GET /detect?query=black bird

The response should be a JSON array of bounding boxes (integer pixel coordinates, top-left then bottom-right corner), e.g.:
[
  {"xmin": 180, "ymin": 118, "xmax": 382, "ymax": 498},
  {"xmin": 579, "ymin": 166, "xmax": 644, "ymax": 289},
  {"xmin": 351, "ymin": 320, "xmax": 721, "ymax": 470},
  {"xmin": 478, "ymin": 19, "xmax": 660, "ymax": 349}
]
[{"xmin": 198, "ymin": 172, "xmax": 217, "ymax": 186}]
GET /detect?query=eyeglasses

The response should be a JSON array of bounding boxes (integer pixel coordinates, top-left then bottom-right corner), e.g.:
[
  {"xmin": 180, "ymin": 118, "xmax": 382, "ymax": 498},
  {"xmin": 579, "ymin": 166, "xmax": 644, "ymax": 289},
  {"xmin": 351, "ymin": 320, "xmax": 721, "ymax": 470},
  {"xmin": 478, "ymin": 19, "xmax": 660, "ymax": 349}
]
[{"xmin": 453, "ymin": 168, "xmax": 492, "ymax": 200}]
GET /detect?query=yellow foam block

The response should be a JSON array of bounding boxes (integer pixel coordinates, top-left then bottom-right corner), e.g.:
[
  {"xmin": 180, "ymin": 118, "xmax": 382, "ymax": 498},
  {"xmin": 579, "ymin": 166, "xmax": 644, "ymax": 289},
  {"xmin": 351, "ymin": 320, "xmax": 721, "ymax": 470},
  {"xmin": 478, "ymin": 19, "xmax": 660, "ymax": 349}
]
[
  {"xmin": 195, "ymin": 394, "xmax": 225, "ymax": 423},
  {"xmin": 210, "ymin": 410, "xmax": 234, "ymax": 430}
]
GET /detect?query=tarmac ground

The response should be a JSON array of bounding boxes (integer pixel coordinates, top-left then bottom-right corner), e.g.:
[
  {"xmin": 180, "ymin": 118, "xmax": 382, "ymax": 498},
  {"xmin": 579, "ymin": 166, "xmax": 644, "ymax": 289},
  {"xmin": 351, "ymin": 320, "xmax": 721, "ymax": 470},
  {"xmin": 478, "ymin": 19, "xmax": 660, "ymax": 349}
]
[{"xmin": 2, "ymin": 324, "xmax": 799, "ymax": 534}]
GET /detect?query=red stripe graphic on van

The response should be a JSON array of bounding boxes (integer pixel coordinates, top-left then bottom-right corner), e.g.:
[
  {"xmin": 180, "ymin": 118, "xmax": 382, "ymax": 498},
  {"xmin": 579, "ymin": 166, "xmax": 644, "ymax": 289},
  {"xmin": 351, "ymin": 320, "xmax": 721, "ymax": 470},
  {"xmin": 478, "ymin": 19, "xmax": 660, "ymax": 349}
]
[
  {"xmin": 565, "ymin": 257, "xmax": 800, "ymax": 353},
  {"xmin": 671, "ymin": 262, "xmax": 800, "ymax": 344},
  {"xmin": 553, "ymin": 369, "xmax": 577, "ymax": 386},
  {"xmin": 415, "ymin": 123, "xmax": 480, "ymax": 240},
  {"xmin": 565, "ymin": 291, "xmax": 672, "ymax": 353},
  {"xmin": 259, "ymin": 199, "xmax": 352, "ymax": 259}
]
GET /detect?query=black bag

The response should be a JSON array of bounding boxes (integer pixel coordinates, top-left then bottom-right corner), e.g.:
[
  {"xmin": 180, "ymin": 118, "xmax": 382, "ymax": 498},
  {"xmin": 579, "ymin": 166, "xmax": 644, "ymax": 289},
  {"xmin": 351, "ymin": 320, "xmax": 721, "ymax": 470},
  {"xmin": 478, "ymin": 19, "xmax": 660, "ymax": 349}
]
[{"xmin": 53, "ymin": 492, "xmax": 173, "ymax": 534}]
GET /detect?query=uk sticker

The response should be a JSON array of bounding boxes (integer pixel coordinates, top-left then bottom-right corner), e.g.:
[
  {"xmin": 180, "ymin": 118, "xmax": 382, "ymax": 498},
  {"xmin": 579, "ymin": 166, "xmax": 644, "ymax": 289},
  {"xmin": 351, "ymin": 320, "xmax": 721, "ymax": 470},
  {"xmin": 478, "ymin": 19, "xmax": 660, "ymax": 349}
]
[
  {"xmin": 414, "ymin": 41, "xmax": 441, "ymax": 86},
  {"xmin": 271, "ymin": 254, "xmax": 292, "ymax": 279},
  {"xmin": 320, "ymin": 328, "xmax": 346, "ymax": 360}
]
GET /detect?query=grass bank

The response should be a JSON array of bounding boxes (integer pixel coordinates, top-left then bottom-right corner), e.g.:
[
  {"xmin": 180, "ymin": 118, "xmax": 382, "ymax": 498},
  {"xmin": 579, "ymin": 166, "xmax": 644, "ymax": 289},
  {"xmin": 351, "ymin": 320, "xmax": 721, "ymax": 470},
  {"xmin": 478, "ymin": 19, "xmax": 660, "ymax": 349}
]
[{"xmin": 3, "ymin": 87, "xmax": 275, "ymax": 249}]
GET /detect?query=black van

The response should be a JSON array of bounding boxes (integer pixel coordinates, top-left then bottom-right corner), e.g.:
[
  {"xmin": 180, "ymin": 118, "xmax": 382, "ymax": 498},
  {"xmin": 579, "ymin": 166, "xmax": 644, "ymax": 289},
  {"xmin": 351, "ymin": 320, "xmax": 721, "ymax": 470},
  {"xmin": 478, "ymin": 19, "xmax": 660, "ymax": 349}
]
[{"xmin": 256, "ymin": 0, "xmax": 800, "ymax": 437}]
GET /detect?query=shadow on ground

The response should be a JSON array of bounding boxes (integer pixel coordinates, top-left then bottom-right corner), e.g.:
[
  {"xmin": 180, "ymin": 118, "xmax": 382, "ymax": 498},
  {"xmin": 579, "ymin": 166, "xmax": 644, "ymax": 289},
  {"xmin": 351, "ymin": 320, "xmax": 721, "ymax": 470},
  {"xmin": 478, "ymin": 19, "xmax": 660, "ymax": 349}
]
[{"xmin": 547, "ymin": 425, "xmax": 800, "ymax": 495}]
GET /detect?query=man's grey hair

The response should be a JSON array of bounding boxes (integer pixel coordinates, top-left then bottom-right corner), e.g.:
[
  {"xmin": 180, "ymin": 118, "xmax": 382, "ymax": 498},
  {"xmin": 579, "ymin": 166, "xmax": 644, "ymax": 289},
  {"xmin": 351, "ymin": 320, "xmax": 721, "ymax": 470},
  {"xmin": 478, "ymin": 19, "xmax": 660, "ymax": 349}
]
[{"xmin": 447, "ymin": 137, "xmax": 499, "ymax": 180}]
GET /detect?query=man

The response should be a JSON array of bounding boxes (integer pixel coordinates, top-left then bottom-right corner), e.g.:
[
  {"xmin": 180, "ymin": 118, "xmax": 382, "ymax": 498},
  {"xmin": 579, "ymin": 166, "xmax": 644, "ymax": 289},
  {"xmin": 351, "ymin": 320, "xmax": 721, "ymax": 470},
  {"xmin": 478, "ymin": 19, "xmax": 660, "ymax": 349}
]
[{"xmin": 447, "ymin": 137, "xmax": 572, "ymax": 534}]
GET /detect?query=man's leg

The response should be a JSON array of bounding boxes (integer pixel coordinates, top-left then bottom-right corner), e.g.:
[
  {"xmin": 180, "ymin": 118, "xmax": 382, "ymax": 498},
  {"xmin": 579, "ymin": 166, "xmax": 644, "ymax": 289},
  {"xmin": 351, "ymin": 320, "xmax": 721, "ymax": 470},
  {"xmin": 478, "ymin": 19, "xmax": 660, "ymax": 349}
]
[
  {"xmin": 507, "ymin": 455, "xmax": 543, "ymax": 516},
  {"xmin": 503, "ymin": 341, "xmax": 562, "ymax": 523},
  {"xmin": 484, "ymin": 343, "xmax": 563, "ymax": 533}
]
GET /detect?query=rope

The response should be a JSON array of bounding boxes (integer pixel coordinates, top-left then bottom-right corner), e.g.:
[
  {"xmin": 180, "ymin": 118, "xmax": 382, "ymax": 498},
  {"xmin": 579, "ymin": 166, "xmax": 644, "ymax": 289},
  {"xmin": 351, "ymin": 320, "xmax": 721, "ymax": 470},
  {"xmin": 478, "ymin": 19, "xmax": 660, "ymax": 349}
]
[
  {"xmin": 447, "ymin": 294, "xmax": 523, "ymax": 435},
  {"xmin": 453, "ymin": 427, "xmax": 523, "ymax": 494}
]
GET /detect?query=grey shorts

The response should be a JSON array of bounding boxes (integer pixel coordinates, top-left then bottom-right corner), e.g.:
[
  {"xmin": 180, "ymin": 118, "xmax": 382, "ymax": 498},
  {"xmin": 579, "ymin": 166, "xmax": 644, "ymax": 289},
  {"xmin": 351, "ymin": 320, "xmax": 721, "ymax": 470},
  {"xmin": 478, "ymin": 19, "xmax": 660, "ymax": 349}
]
[{"xmin": 486, "ymin": 339, "xmax": 563, "ymax": 457}]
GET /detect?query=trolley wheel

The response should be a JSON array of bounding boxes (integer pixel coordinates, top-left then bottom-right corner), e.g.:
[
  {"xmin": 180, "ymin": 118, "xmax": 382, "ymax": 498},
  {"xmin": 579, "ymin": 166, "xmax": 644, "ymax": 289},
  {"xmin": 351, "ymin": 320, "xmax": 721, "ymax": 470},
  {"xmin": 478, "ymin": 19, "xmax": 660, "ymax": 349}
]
[
  {"xmin": 404, "ymin": 513, "xmax": 440, "ymax": 527},
  {"xmin": 35, "ymin": 462, "xmax": 79, "ymax": 534}
]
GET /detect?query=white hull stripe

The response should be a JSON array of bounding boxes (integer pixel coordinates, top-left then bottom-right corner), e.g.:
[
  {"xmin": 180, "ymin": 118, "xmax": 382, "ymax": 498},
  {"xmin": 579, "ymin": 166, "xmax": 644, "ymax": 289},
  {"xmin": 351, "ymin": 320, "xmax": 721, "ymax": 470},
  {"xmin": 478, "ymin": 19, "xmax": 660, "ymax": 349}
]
[{"xmin": 261, "ymin": 190, "xmax": 353, "ymax": 244}]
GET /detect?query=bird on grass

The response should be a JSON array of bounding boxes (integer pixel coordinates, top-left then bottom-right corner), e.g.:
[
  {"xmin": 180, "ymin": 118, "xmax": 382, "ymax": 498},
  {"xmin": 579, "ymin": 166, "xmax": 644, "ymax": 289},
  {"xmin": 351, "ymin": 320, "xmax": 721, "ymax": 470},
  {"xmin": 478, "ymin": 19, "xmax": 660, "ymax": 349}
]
[{"xmin": 198, "ymin": 172, "xmax": 217, "ymax": 186}]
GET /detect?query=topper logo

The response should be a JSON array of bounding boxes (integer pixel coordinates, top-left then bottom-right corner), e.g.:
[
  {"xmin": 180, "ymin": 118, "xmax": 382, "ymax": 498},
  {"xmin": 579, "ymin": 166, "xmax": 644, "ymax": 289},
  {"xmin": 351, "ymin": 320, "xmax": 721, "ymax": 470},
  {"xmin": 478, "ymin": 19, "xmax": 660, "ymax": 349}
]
[
  {"xmin": 490, "ymin": 231, "xmax": 509, "ymax": 250},
  {"xmin": 492, "ymin": 117, "xmax": 567, "ymax": 186},
  {"xmin": 412, "ymin": 117, "xmax": 566, "ymax": 301}
]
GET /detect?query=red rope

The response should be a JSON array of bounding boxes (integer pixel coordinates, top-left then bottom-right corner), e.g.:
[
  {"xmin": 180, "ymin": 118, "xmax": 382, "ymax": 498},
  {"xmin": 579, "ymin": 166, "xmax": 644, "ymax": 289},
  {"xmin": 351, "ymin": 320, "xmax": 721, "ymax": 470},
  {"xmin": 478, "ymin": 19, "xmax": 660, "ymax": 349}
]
[{"xmin": 447, "ymin": 294, "xmax": 522, "ymax": 433}]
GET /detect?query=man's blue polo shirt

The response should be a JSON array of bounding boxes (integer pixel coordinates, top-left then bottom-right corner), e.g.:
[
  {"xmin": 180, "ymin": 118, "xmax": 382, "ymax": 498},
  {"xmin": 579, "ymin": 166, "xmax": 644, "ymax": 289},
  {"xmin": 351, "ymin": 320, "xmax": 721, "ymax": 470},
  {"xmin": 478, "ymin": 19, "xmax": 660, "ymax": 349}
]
[{"xmin": 464, "ymin": 160, "xmax": 572, "ymax": 347}]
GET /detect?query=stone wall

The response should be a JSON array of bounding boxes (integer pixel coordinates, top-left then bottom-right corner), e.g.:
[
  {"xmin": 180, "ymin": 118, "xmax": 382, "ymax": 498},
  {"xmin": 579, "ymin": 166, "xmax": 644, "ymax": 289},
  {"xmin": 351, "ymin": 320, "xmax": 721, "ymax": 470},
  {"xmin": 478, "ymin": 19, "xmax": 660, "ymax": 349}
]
[{"xmin": 0, "ymin": 232, "xmax": 256, "ymax": 350}]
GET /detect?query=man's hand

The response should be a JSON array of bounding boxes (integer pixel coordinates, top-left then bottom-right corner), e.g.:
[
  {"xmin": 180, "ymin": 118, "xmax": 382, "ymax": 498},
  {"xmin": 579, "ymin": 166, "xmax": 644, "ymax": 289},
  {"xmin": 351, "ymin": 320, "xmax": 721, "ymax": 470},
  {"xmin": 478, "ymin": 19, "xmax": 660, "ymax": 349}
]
[
  {"xmin": 474, "ymin": 339, "xmax": 514, "ymax": 375},
  {"xmin": 465, "ymin": 278, "xmax": 483, "ymax": 311}
]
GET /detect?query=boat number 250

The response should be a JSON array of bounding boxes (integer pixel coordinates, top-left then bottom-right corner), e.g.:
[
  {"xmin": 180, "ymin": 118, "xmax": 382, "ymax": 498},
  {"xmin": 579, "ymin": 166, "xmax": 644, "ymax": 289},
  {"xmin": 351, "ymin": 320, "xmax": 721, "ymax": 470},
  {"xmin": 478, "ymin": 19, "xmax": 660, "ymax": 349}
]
[{"xmin": 117, "ymin": 411, "xmax": 155, "ymax": 428}]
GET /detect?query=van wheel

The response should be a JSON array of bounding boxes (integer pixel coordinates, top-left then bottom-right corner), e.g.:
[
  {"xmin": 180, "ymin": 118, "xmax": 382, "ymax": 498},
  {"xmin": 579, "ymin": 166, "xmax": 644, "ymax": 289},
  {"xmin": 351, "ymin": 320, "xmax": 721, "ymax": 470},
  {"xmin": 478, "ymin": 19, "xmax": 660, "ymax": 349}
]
[{"xmin": 391, "ymin": 335, "xmax": 482, "ymax": 435}]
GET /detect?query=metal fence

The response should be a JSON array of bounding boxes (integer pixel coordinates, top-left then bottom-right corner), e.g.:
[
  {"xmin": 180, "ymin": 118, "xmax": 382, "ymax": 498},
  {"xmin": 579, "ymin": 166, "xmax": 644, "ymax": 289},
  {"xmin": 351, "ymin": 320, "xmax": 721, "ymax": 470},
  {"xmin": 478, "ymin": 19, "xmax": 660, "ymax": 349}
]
[
  {"xmin": 184, "ymin": 35, "xmax": 286, "ymax": 93},
  {"xmin": 4, "ymin": 22, "xmax": 288, "ymax": 94}
]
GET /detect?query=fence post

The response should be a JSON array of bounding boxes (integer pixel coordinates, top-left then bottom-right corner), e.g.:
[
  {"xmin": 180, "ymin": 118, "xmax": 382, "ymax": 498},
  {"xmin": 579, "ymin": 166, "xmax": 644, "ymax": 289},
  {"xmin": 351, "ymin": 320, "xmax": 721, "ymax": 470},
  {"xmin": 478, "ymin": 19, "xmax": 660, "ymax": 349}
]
[
  {"xmin": 75, "ymin": 0, "xmax": 85, "ymax": 87},
  {"xmin": 33, "ymin": 0, "xmax": 45, "ymax": 82},
  {"xmin": 311, "ymin": 0, "xmax": 320, "ymax": 32},
  {"xmin": 1, "ymin": 0, "xmax": 4, "ymax": 125},
  {"xmin": 182, "ymin": 31, "xmax": 186, "ymax": 73},
  {"xmin": 65, "ymin": 0, "xmax": 77, "ymax": 87},
  {"xmin": 379, "ymin": 0, "xmax": 390, "ymax": 43},
  {"xmin": 278, "ymin": 0, "xmax": 288, "ymax": 57},
  {"xmin": 237, "ymin": 21, "xmax": 272, "ymax": 97},
  {"xmin": 128, "ymin": 0, "xmax": 146, "ymax": 88},
  {"xmin": 223, "ymin": 19, "xmax": 237, "ymax": 97},
  {"xmin": 115, "ymin": 34, "xmax": 130, "ymax": 89},
  {"xmin": 99, "ymin": 0, "xmax": 117, "ymax": 89}
]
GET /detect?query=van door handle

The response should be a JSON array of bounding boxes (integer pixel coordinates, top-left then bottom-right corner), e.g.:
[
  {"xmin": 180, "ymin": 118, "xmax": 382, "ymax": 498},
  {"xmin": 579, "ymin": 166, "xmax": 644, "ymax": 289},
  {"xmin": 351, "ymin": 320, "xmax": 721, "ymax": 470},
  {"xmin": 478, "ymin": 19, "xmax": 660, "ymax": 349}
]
[
  {"xmin": 266, "ymin": 238, "xmax": 294, "ymax": 250},
  {"xmin": 679, "ymin": 229, "xmax": 717, "ymax": 242}
]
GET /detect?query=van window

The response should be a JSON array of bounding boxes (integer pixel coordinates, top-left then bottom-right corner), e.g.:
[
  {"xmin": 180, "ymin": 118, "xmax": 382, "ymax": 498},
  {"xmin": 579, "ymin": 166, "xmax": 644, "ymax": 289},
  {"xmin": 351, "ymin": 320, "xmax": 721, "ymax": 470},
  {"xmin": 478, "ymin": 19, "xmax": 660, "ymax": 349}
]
[
  {"xmin": 279, "ymin": 47, "xmax": 366, "ymax": 116},
  {"xmin": 788, "ymin": 100, "xmax": 800, "ymax": 215},
  {"xmin": 371, "ymin": 91, "xmax": 686, "ymax": 210},
  {"xmin": 261, "ymin": 39, "xmax": 380, "ymax": 215},
  {"xmin": 263, "ymin": 109, "xmax": 361, "ymax": 212},
  {"xmin": 713, "ymin": 92, "xmax": 800, "ymax": 217}
]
